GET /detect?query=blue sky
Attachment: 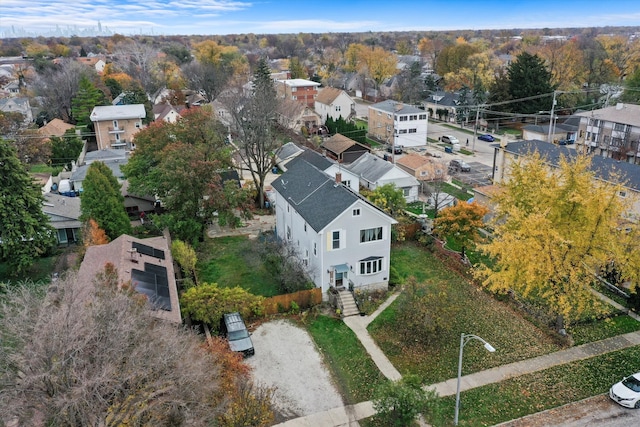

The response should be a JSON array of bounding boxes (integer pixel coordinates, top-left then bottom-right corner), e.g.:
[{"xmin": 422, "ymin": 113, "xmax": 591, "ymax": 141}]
[{"xmin": 1, "ymin": 0, "xmax": 640, "ymax": 37}]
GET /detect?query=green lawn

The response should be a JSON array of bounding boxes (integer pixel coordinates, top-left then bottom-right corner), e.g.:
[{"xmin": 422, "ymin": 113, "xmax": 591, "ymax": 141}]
[
  {"xmin": 439, "ymin": 345, "xmax": 640, "ymax": 426},
  {"xmin": 441, "ymin": 182, "xmax": 474, "ymax": 200},
  {"xmin": 0, "ymin": 255, "xmax": 57, "ymax": 286},
  {"xmin": 196, "ymin": 235, "xmax": 282, "ymax": 297},
  {"xmin": 305, "ymin": 315, "xmax": 389, "ymax": 404},
  {"xmin": 29, "ymin": 164, "xmax": 63, "ymax": 175}
]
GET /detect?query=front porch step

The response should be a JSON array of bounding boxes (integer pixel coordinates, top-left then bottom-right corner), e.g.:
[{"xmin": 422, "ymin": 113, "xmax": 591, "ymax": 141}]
[{"xmin": 338, "ymin": 290, "xmax": 360, "ymax": 317}]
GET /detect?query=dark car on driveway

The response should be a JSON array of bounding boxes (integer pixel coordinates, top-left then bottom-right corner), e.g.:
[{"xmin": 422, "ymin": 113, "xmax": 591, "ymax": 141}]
[
  {"xmin": 449, "ymin": 159, "xmax": 471, "ymax": 172},
  {"xmin": 386, "ymin": 145, "xmax": 403, "ymax": 154},
  {"xmin": 478, "ymin": 134, "xmax": 495, "ymax": 142}
]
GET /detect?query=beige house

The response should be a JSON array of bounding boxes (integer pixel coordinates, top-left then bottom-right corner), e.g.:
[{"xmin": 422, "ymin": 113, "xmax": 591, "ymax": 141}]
[
  {"xmin": 396, "ymin": 153, "xmax": 447, "ymax": 182},
  {"xmin": 575, "ymin": 103, "xmax": 640, "ymax": 165},
  {"xmin": 76, "ymin": 234, "xmax": 182, "ymax": 324},
  {"xmin": 90, "ymin": 104, "xmax": 146, "ymax": 151}
]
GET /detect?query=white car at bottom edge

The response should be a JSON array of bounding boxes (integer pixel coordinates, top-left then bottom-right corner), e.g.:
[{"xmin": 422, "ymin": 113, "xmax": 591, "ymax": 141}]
[{"xmin": 609, "ymin": 372, "xmax": 640, "ymax": 409}]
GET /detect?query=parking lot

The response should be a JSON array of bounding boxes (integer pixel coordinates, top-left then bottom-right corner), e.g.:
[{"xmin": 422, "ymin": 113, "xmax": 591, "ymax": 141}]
[{"xmin": 449, "ymin": 161, "xmax": 494, "ymax": 187}]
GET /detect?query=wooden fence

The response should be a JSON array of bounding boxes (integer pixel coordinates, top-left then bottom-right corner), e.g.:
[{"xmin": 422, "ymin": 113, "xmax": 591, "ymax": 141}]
[{"xmin": 263, "ymin": 287, "xmax": 322, "ymax": 315}]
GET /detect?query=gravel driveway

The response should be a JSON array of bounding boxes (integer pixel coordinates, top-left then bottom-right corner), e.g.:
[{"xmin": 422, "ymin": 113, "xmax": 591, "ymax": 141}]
[{"xmin": 246, "ymin": 319, "xmax": 344, "ymax": 421}]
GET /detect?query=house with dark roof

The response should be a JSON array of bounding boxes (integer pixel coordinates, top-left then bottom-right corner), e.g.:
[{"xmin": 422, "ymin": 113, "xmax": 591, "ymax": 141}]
[
  {"xmin": 315, "ymin": 87, "xmax": 356, "ymax": 123},
  {"xmin": 76, "ymin": 234, "xmax": 181, "ymax": 323},
  {"xmin": 422, "ymin": 91, "xmax": 472, "ymax": 123},
  {"xmin": 271, "ymin": 159, "xmax": 397, "ymax": 296},
  {"xmin": 276, "ymin": 142, "xmax": 360, "ymax": 193},
  {"xmin": 321, "ymin": 133, "xmax": 370, "ymax": 163},
  {"xmin": 42, "ymin": 193, "xmax": 82, "ymax": 245},
  {"xmin": 522, "ymin": 116, "xmax": 580, "ymax": 143},
  {"xmin": 69, "ymin": 149, "xmax": 128, "ymax": 193},
  {"xmin": 343, "ymin": 152, "xmax": 420, "ymax": 202},
  {"xmin": 493, "ymin": 139, "xmax": 640, "ymax": 218}
]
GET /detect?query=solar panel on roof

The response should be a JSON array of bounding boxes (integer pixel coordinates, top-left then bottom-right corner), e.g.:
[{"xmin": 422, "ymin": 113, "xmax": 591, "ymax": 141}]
[
  {"xmin": 144, "ymin": 262, "xmax": 167, "ymax": 277},
  {"xmin": 132, "ymin": 242, "xmax": 165, "ymax": 260},
  {"xmin": 131, "ymin": 267, "xmax": 172, "ymax": 312}
]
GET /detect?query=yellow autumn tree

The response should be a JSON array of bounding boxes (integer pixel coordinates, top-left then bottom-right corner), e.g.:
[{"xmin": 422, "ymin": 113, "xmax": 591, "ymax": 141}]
[
  {"xmin": 597, "ymin": 35, "xmax": 640, "ymax": 82},
  {"xmin": 476, "ymin": 153, "xmax": 640, "ymax": 329},
  {"xmin": 344, "ymin": 43, "xmax": 397, "ymax": 90}
]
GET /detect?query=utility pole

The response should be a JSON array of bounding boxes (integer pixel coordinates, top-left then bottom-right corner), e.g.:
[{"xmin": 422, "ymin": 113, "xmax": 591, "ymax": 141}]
[
  {"xmin": 547, "ymin": 90, "xmax": 557, "ymax": 144},
  {"xmin": 472, "ymin": 107, "xmax": 480, "ymax": 153}
]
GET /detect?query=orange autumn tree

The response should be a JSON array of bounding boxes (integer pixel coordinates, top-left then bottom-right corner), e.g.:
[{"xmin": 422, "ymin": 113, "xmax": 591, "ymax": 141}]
[
  {"xmin": 206, "ymin": 337, "xmax": 275, "ymax": 427},
  {"xmin": 434, "ymin": 201, "xmax": 488, "ymax": 258}
]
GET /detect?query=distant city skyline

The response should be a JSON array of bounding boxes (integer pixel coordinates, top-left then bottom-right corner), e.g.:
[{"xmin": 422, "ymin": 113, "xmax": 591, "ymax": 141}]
[{"xmin": 2, "ymin": 0, "xmax": 640, "ymax": 38}]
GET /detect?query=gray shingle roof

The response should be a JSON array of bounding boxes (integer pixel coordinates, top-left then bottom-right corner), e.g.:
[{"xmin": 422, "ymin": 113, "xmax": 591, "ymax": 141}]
[
  {"xmin": 370, "ymin": 100, "xmax": 423, "ymax": 115},
  {"xmin": 504, "ymin": 140, "xmax": 640, "ymax": 191},
  {"xmin": 291, "ymin": 148, "xmax": 334, "ymax": 171},
  {"xmin": 275, "ymin": 142, "xmax": 304, "ymax": 162},
  {"xmin": 343, "ymin": 153, "xmax": 394, "ymax": 182},
  {"xmin": 272, "ymin": 160, "xmax": 359, "ymax": 232},
  {"xmin": 71, "ymin": 158, "xmax": 127, "ymax": 182}
]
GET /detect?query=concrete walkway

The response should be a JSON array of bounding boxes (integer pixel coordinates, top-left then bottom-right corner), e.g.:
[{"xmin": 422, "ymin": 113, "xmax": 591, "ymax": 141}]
[
  {"xmin": 342, "ymin": 292, "xmax": 403, "ymax": 381},
  {"xmin": 274, "ymin": 291, "xmax": 640, "ymax": 427}
]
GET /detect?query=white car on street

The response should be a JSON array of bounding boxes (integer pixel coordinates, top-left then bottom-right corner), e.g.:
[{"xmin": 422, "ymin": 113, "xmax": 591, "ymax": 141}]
[{"xmin": 610, "ymin": 372, "xmax": 640, "ymax": 409}]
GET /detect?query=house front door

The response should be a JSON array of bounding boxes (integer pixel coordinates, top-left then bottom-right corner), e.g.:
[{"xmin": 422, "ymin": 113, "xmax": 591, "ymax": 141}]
[{"xmin": 333, "ymin": 264, "xmax": 349, "ymax": 289}]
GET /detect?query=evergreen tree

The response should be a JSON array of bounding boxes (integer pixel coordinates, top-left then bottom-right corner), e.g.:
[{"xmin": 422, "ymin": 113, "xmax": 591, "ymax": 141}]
[
  {"xmin": 507, "ymin": 52, "xmax": 555, "ymax": 114},
  {"xmin": 0, "ymin": 139, "xmax": 56, "ymax": 276},
  {"xmin": 71, "ymin": 75, "xmax": 107, "ymax": 127},
  {"xmin": 80, "ymin": 161, "xmax": 131, "ymax": 240}
]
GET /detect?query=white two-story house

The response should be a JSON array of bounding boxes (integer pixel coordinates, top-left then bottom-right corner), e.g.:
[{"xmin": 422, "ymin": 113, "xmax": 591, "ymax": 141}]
[
  {"xmin": 271, "ymin": 158, "xmax": 397, "ymax": 297},
  {"xmin": 314, "ymin": 87, "xmax": 356, "ymax": 123},
  {"xmin": 368, "ymin": 100, "xmax": 428, "ymax": 148}
]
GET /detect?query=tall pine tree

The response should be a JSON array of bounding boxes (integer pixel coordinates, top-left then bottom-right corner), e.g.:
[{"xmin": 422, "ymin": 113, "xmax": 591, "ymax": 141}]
[
  {"xmin": 80, "ymin": 161, "xmax": 131, "ymax": 240},
  {"xmin": 0, "ymin": 139, "xmax": 55, "ymax": 276},
  {"xmin": 507, "ymin": 52, "xmax": 555, "ymax": 114},
  {"xmin": 71, "ymin": 75, "xmax": 107, "ymax": 127}
]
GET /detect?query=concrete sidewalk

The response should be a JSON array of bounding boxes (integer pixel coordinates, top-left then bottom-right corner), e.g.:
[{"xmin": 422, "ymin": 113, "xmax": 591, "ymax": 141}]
[{"xmin": 274, "ymin": 287, "xmax": 640, "ymax": 427}]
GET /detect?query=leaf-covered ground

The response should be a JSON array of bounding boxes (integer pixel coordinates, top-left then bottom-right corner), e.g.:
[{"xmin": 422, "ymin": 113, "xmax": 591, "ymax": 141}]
[{"xmin": 369, "ymin": 244, "xmax": 563, "ymax": 384}]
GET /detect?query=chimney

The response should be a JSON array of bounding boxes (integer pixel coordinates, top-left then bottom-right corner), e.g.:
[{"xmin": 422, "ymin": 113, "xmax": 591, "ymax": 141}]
[
  {"xmin": 394, "ymin": 102, "xmax": 403, "ymax": 112},
  {"xmin": 335, "ymin": 172, "xmax": 342, "ymax": 184},
  {"xmin": 615, "ymin": 103, "xmax": 624, "ymax": 110}
]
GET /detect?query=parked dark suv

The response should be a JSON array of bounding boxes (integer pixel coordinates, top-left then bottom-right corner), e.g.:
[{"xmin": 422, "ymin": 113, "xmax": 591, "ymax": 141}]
[
  {"xmin": 386, "ymin": 144, "xmax": 404, "ymax": 154},
  {"xmin": 449, "ymin": 159, "xmax": 471, "ymax": 172},
  {"xmin": 221, "ymin": 312, "xmax": 255, "ymax": 357}
]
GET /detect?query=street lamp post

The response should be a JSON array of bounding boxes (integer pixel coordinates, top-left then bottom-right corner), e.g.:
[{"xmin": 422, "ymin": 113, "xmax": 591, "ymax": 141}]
[{"xmin": 454, "ymin": 333, "xmax": 496, "ymax": 426}]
